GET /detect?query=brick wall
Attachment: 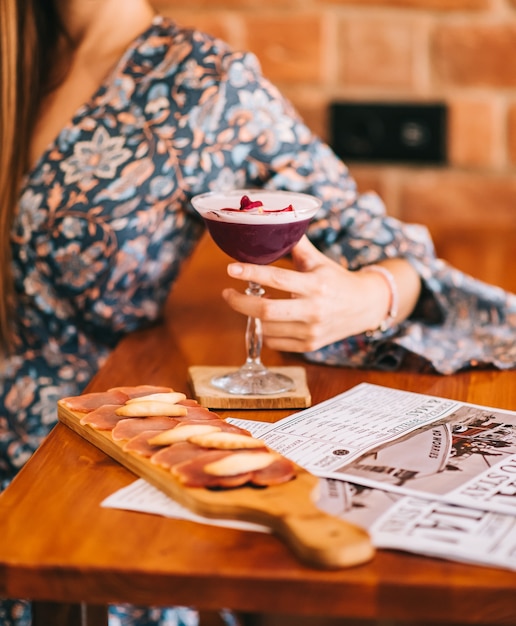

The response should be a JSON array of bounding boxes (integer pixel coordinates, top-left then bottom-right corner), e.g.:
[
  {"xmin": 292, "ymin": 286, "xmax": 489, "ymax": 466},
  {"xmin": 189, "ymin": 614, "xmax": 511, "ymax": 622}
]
[{"xmin": 152, "ymin": 0, "xmax": 516, "ymax": 290}]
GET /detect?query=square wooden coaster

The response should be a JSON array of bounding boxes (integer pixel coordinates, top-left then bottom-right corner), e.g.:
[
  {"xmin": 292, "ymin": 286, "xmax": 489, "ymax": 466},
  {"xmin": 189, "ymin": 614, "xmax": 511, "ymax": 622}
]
[{"xmin": 188, "ymin": 365, "xmax": 311, "ymax": 409}]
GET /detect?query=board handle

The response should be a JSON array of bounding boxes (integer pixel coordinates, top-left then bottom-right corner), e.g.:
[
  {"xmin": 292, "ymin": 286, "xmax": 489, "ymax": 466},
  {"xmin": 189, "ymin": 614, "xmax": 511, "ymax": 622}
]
[
  {"xmin": 278, "ymin": 506, "xmax": 374, "ymax": 569},
  {"xmin": 257, "ymin": 480, "xmax": 375, "ymax": 569}
]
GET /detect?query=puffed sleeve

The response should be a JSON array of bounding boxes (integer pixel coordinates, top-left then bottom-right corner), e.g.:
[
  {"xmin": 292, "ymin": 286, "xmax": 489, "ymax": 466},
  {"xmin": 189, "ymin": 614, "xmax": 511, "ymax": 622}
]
[{"xmin": 188, "ymin": 43, "xmax": 516, "ymax": 373}]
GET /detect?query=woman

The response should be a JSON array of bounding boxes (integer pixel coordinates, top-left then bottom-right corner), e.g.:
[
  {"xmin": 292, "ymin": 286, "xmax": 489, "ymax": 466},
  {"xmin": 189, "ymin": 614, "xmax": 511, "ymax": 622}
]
[{"xmin": 1, "ymin": 0, "xmax": 516, "ymax": 623}]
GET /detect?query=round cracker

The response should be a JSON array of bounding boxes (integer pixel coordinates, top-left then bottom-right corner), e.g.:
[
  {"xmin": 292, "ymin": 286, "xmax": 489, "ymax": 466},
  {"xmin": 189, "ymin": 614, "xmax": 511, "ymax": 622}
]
[
  {"xmin": 204, "ymin": 451, "xmax": 275, "ymax": 476},
  {"xmin": 148, "ymin": 423, "xmax": 221, "ymax": 445},
  {"xmin": 189, "ymin": 431, "xmax": 265, "ymax": 450},
  {"xmin": 126, "ymin": 391, "xmax": 186, "ymax": 405},
  {"xmin": 115, "ymin": 401, "xmax": 188, "ymax": 417}
]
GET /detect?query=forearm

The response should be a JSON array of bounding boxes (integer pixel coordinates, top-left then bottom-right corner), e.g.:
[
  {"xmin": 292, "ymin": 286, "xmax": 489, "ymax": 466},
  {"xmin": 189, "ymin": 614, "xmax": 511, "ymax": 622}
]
[{"xmin": 359, "ymin": 258, "xmax": 422, "ymax": 336}]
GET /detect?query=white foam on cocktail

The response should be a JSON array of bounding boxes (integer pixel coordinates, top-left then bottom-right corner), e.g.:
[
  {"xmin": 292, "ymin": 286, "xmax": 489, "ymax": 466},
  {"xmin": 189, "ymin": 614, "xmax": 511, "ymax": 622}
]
[{"xmin": 192, "ymin": 190, "xmax": 321, "ymax": 224}]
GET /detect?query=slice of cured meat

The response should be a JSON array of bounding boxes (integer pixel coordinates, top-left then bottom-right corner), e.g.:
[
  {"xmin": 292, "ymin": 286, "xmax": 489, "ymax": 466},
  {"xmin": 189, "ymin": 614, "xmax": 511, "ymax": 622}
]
[
  {"xmin": 80, "ymin": 405, "xmax": 127, "ymax": 430},
  {"xmin": 210, "ymin": 421, "xmax": 253, "ymax": 436},
  {"xmin": 178, "ymin": 399, "xmax": 202, "ymax": 407},
  {"xmin": 173, "ymin": 450, "xmax": 296, "ymax": 489},
  {"xmin": 151, "ymin": 441, "xmax": 209, "ymax": 470},
  {"xmin": 123, "ymin": 430, "xmax": 169, "ymax": 457},
  {"xmin": 172, "ymin": 450, "xmax": 254, "ymax": 488},
  {"xmin": 108, "ymin": 385, "xmax": 174, "ymax": 399},
  {"xmin": 251, "ymin": 455, "xmax": 296, "ymax": 486},
  {"xmin": 112, "ymin": 416, "xmax": 180, "ymax": 441},
  {"xmin": 60, "ymin": 390, "xmax": 129, "ymax": 412},
  {"xmin": 175, "ymin": 403, "xmax": 219, "ymax": 420}
]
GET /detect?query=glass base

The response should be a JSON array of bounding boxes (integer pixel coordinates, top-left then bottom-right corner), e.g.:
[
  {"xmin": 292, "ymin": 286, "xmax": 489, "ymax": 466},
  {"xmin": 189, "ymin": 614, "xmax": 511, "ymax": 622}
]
[{"xmin": 211, "ymin": 364, "xmax": 295, "ymax": 395}]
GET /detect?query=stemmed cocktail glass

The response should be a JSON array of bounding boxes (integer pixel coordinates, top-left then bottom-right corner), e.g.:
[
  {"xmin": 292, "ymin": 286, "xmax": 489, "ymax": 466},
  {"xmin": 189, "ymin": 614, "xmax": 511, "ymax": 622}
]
[{"xmin": 191, "ymin": 189, "xmax": 321, "ymax": 395}]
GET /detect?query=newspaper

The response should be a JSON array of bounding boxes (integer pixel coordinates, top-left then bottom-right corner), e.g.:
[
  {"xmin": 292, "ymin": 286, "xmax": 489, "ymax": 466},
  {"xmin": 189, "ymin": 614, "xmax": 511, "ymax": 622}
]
[
  {"xmin": 319, "ymin": 479, "xmax": 516, "ymax": 572},
  {"xmin": 229, "ymin": 383, "xmax": 458, "ymax": 469},
  {"xmin": 103, "ymin": 477, "xmax": 516, "ymax": 571},
  {"xmin": 227, "ymin": 383, "xmax": 516, "ymax": 515},
  {"xmin": 102, "ymin": 478, "xmax": 269, "ymax": 533},
  {"xmin": 102, "ymin": 382, "xmax": 516, "ymax": 571}
]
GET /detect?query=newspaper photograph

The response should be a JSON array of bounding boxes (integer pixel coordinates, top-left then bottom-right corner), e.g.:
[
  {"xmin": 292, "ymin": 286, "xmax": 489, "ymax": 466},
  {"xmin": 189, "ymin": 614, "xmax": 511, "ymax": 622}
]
[
  {"xmin": 318, "ymin": 478, "xmax": 516, "ymax": 572},
  {"xmin": 228, "ymin": 383, "xmax": 516, "ymax": 515}
]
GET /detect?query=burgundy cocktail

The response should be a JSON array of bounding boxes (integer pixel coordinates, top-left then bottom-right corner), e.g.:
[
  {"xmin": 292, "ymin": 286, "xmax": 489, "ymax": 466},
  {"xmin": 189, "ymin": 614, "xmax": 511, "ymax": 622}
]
[
  {"xmin": 202, "ymin": 214, "xmax": 312, "ymax": 265},
  {"xmin": 191, "ymin": 189, "xmax": 321, "ymax": 395}
]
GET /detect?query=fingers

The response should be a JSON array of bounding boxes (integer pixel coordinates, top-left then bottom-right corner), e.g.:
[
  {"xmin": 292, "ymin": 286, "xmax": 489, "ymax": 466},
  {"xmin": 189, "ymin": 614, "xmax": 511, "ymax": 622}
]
[
  {"xmin": 227, "ymin": 262, "xmax": 310, "ymax": 296},
  {"xmin": 226, "ymin": 237, "xmax": 330, "ymax": 295},
  {"xmin": 222, "ymin": 287, "xmax": 314, "ymax": 323},
  {"xmin": 262, "ymin": 320, "xmax": 332, "ymax": 353},
  {"xmin": 289, "ymin": 235, "xmax": 330, "ymax": 272},
  {"xmin": 221, "ymin": 286, "xmax": 318, "ymax": 352},
  {"xmin": 220, "ymin": 291, "xmax": 322, "ymax": 352},
  {"xmin": 221, "ymin": 238, "xmax": 355, "ymax": 352}
]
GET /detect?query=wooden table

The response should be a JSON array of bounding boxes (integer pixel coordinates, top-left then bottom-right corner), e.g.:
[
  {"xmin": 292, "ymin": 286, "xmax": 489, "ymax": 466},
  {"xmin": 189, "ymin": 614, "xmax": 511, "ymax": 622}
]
[{"xmin": 1, "ymin": 235, "xmax": 516, "ymax": 626}]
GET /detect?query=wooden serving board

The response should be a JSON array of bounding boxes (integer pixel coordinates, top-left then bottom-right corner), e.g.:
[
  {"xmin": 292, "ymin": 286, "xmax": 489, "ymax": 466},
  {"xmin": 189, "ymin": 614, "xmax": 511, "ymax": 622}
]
[{"xmin": 57, "ymin": 402, "xmax": 374, "ymax": 569}]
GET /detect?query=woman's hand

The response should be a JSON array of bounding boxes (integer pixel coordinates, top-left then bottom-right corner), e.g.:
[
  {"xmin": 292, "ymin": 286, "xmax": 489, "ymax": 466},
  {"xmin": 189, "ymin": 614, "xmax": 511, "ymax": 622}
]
[{"xmin": 222, "ymin": 236, "xmax": 420, "ymax": 353}]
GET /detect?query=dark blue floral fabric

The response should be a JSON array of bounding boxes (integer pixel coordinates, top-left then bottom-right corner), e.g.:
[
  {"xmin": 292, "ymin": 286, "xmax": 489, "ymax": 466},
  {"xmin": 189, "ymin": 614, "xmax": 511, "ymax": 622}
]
[
  {"xmin": 2, "ymin": 15, "xmax": 516, "ymax": 623},
  {"xmin": 3, "ymin": 14, "xmax": 516, "ymax": 485}
]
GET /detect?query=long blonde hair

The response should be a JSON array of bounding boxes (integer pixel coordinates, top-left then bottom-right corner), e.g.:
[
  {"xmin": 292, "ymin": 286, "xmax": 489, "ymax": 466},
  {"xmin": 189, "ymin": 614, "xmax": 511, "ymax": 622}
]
[{"xmin": 0, "ymin": 0, "xmax": 61, "ymax": 351}]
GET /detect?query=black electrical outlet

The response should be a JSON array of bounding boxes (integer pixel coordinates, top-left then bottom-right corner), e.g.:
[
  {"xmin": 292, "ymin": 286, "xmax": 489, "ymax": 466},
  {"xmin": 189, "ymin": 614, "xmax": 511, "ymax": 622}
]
[{"xmin": 329, "ymin": 102, "xmax": 447, "ymax": 164}]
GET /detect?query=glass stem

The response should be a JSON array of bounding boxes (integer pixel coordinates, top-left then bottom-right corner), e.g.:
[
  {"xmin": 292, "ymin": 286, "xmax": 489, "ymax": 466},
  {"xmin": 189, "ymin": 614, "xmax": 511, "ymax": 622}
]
[{"xmin": 244, "ymin": 281, "xmax": 266, "ymax": 371}]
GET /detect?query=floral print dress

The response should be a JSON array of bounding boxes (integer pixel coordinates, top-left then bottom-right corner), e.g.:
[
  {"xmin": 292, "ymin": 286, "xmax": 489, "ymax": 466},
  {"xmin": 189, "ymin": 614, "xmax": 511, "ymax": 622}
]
[{"xmin": 2, "ymin": 15, "xmax": 516, "ymax": 626}]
